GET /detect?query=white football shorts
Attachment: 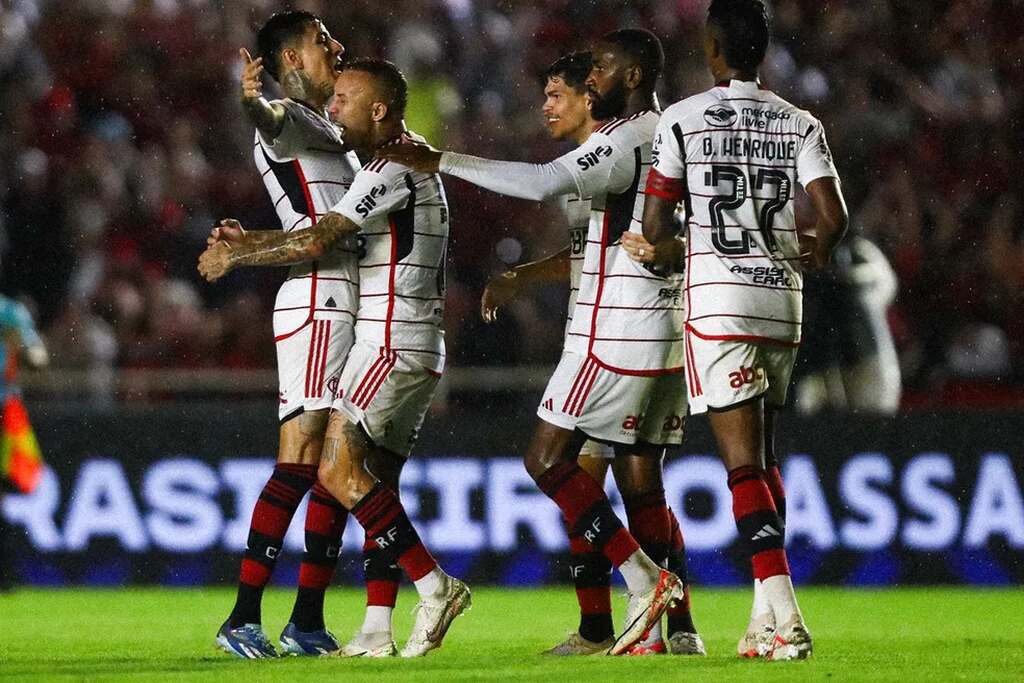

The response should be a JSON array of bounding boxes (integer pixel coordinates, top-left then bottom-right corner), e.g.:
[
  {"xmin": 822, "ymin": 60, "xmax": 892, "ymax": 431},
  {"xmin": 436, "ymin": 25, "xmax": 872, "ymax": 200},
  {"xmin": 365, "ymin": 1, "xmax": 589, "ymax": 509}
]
[
  {"xmin": 334, "ymin": 340, "xmax": 442, "ymax": 457},
  {"xmin": 275, "ymin": 317, "xmax": 353, "ymax": 422},
  {"xmin": 537, "ymin": 350, "xmax": 687, "ymax": 447},
  {"xmin": 684, "ymin": 330, "xmax": 798, "ymax": 414}
]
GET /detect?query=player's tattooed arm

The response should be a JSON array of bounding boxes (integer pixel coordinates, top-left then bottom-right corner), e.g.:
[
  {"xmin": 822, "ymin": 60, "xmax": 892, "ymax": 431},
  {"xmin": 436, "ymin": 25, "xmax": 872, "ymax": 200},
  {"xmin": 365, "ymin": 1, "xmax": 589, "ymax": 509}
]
[
  {"xmin": 198, "ymin": 213, "xmax": 358, "ymax": 282},
  {"xmin": 238, "ymin": 48, "xmax": 286, "ymax": 140}
]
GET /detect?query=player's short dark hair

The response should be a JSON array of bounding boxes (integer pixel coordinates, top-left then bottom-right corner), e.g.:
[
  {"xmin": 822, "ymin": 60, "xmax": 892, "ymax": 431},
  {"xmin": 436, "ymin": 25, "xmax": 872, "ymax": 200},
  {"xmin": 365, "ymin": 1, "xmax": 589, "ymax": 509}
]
[
  {"xmin": 542, "ymin": 51, "xmax": 593, "ymax": 94},
  {"xmin": 341, "ymin": 58, "xmax": 408, "ymax": 118},
  {"xmin": 256, "ymin": 10, "xmax": 319, "ymax": 83},
  {"xmin": 707, "ymin": 0, "xmax": 770, "ymax": 72},
  {"xmin": 600, "ymin": 28, "xmax": 664, "ymax": 91}
]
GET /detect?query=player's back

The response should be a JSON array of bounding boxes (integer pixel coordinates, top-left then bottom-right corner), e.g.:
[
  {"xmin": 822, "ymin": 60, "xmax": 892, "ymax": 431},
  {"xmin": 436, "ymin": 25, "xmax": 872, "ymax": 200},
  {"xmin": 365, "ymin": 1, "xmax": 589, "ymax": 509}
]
[
  {"xmin": 254, "ymin": 98, "xmax": 362, "ymax": 340},
  {"xmin": 657, "ymin": 80, "xmax": 837, "ymax": 345},
  {"xmin": 563, "ymin": 110, "xmax": 686, "ymax": 375},
  {"xmin": 334, "ymin": 133, "xmax": 449, "ymax": 368}
]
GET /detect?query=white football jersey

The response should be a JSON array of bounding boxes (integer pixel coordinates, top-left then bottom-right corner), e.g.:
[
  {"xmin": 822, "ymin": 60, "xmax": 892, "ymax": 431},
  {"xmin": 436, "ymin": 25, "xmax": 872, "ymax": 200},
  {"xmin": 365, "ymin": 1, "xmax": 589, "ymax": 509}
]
[
  {"xmin": 255, "ymin": 98, "xmax": 361, "ymax": 340},
  {"xmin": 333, "ymin": 133, "xmax": 448, "ymax": 370},
  {"xmin": 561, "ymin": 192, "xmax": 590, "ymax": 337},
  {"xmin": 651, "ymin": 79, "xmax": 838, "ymax": 345},
  {"xmin": 556, "ymin": 110, "xmax": 685, "ymax": 375}
]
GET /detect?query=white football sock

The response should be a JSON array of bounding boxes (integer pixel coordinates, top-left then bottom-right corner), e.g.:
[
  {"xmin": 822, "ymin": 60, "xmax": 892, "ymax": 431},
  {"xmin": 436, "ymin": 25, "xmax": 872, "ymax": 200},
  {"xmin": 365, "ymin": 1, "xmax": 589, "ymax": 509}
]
[
  {"xmin": 761, "ymin": 574, "xmax": 802, "ymax": 626},
  {"xmin": 360, "ymin": 606, "xmax": 393, "ymax": 635},
  {"xmin": 412, "ymin": 567, "xmax": 444, "ymax": 599},
  {"xmin": 750, "ymin": 578, "xmax": 772, "ymax": 622},
  {"xmin": 618, "ymin": 550, "xmax": 660, "ymax": 594}
]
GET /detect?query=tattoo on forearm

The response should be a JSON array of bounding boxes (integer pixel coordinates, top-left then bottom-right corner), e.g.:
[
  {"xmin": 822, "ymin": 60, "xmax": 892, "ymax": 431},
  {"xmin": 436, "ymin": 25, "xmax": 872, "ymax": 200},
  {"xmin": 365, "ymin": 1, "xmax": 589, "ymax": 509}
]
[{"xmin": 231, "ymin": 214, "xmax": 354, "ymax": 269}]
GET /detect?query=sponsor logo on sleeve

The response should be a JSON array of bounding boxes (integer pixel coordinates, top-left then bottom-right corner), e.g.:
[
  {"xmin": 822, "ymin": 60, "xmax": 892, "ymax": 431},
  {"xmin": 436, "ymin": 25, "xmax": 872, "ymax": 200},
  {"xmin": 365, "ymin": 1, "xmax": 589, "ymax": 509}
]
[
  {"xmin": 576, "ymin": 145, "xmax": 614, "ymax": 170},
  {"xmin": 355, "ymin": 184, "xmax": 388, "ymax": 217}
]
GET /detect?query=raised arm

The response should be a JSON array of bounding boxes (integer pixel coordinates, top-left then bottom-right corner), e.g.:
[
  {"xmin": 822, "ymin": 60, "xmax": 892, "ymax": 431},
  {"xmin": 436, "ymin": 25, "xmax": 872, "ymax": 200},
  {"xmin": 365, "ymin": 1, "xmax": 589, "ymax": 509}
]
[
  {"xmin": 238, "ymin": 48, "xmax": 286, "ymax": 141},
  {"xmin": 198, "ymin": 213, "xmax": 357, "ymax": 282},
  {"xmin": 801, "ymin": 177, "xmax": 849, "ymax": 270}
]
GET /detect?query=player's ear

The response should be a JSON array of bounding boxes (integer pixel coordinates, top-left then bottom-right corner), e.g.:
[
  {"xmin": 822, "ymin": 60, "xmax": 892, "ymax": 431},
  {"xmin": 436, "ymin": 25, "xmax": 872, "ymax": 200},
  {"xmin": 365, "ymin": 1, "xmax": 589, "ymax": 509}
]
[
  {"xmin": 371, "ymin": 101, "xmax": 389, "ymax": 123},
  {"xmin": 281, "ymin": 46, "xmax": 302, "ymax": 71},
  {"xmin": 625, "ymin": 64, "xmax": 643, "ymax": 90}
]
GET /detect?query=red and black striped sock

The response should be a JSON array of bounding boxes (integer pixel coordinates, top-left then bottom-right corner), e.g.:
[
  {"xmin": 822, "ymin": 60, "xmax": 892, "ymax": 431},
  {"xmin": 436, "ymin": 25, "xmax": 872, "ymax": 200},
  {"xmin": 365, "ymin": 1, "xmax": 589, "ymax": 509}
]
[
  {"xmin": 289, "ymin": 482, "xmax": 348, "ymax": 632},
  {"xmin": 230, "ymin": 463, "xmax": 317, "ymax": 627},
  {"xmin": 350, "ymin": 484, "xmax": 436, "ymax": 581},
  {"xmin": 665, "ymin": 507, "xmax": 697, "ymax": 635},
  {"xmin": 728, "ymin": 465, "xmax": 789, "ymax": 581},
  {"xmin": 765, "ymin": 464, "xmax": 786, "ymax": 528},
  {"xmin": 535, "ymin": 462, "xmax": 639, "ymax": 567},
  {"xmin": 624, "ymin": 489, "xmax": 671, "ymax": 566},
  {"xmin": 363, "ymin": 538, "xmax": 402, "ymax": 608},
  {"xmin": 569, "ymin": 532, "xmax": 613, "ymax": 643}
]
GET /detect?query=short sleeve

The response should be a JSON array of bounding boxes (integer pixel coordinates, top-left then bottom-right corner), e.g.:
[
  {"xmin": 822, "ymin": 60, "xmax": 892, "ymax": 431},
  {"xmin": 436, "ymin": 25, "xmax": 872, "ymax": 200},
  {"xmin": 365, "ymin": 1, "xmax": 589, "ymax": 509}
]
[
  {"xmin": 796, "ymin": 119, "xmax": 839, "ymax": 187},
  {"xmin": 651, "ymin": 114, "xmax": 685, "ymax": 180},
  {"xmin": 332, "ymin": 164, "xmax": 412, "ymax": 227},
  {"xmin": 553, "ymin": 131, "xmax": 634, "ymax": 198}
]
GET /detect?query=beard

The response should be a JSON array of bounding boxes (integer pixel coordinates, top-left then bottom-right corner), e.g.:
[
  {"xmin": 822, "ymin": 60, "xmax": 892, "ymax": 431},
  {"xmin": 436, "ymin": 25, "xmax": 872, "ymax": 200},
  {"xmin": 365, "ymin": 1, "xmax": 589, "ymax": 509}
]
[{"xmin": 588, "ymin": 79, "xmax": 628, "ymax": 120}]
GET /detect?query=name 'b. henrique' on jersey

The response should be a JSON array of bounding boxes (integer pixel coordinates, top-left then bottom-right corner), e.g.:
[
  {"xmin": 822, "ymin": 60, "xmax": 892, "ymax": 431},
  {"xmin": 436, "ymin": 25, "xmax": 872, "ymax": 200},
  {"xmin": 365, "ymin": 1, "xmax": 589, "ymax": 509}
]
[
  {"xmin": 329, "ymin": 133, "xmax": 449, "ymax": 456},
  {"xmin": 256, "ymin": 98, "xmax": 362, "ymax": 418},
  {"xmin": 648, "ymin": 80, "xmax": 838, "ymax": 347},
  {"xmin": 562, "ymin": 110, "xmax": 686, "ymax": 376}
]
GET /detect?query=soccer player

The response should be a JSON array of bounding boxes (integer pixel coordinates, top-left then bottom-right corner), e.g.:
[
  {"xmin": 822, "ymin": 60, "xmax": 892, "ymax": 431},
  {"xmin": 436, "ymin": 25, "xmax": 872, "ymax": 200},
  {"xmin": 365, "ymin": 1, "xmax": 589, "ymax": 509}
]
[
  {"xmin": 633, "ymin": 0, "xmax": 848, "ymax": 661},
  {"xmin": 213, "ymin": 11, "xmax": 404, "ymax": 659},
  {"xmin": 200, "ymin": 58, "xmax": 469, "ymax": 659},
  {"xmin": 382, "ymin": 29, "xmax": 686, "ymax": 655},
  {"xmin": 480, "ymin": 51, "xmax": 702, "ymax": 656}
]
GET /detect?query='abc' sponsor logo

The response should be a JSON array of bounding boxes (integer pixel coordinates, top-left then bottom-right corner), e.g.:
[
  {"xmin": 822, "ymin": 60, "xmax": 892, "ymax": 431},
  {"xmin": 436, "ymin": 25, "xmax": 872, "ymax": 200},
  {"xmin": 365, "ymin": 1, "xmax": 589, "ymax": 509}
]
[{"xmin": 728, "ymin": 365, "xmax": 764, "ymax": 389}]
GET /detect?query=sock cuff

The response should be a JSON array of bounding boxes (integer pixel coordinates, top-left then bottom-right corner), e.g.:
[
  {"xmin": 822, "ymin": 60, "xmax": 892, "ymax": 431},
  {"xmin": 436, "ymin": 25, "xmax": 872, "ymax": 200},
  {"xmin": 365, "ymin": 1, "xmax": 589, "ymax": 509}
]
[
  {"xmin": 535, "ymin": 461, "xmax": 578, "ymax": 498},
  {"xmin": 727, "ymin": 464, "xmax": 765, "ymax": 490},
  {"xmin": 622, "ymin": 489, "xmax": 667, "ymax": 513}
]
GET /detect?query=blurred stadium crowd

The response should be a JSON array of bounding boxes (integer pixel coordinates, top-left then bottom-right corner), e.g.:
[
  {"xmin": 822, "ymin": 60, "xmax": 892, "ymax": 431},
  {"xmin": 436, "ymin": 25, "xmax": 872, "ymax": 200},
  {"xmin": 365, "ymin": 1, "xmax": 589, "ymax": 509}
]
[{"xmin": 0, "ymin": 0, "xmax": 1021, "ymax": 407}]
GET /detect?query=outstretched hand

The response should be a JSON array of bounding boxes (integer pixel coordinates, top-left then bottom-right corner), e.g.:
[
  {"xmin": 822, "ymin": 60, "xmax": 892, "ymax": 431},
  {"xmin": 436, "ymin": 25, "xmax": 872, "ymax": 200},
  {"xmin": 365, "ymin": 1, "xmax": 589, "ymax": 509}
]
[
  {"xmin": 239, "ymin": 48, "xmax": 264, "ymax": 100},
  {"xmin": 200, "ymin": 218, "xmax": 248, "ymax": 282},
  {"xmin": 208, "ymin": 218, "xmax": 247, "ymax": 246},
  {"xmin": 480, "ymin": 272, "xmax": 520, "ymax": 323},
  {"xmin": 378, "ymin": 142, "xmax": 443, "ymax": 173}
]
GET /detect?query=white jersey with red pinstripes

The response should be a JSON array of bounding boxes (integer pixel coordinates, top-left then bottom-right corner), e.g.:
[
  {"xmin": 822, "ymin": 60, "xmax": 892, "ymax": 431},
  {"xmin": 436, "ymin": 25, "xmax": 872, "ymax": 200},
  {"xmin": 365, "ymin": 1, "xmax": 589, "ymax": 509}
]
[
  {"xmin": 332, "ymin": 133, "xmax": 448, "ymax": 371},
  {"xmin": 557, "ymin": 110, "xmax": 685, "ymax": 375},
  {"xmin": 255, "ymin": 98, "xmax": 361, "ymax": 342},
  {"xmin": 651, "ymin": 80, "xmax": 839, "ymax": 346},
  {"xmin": 561, "ymin": 192, "xmax": 590, "ymax": 338}
]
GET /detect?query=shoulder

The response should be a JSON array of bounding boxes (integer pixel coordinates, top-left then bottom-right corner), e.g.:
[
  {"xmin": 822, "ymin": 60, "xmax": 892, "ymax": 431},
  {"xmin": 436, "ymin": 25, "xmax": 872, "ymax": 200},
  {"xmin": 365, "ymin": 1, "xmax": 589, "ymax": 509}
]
[
  {"xmin": 593, "ymin": 110, "xmax": 659, "ymax": 144},
  {"xmin": 660, "ymin": 89, "xmax": 731, "ymax": 134}
]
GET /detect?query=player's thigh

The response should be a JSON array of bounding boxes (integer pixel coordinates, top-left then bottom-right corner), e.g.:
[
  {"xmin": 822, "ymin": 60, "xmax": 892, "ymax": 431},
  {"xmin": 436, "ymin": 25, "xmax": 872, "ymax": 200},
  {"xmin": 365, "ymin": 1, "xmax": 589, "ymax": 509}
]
[
  {"xmin": 638, "ymin": 372, "xmax": 688, "ymax": 447},
  {"xmin": 274, "ymin": 319, "xmax": 352, "ymax": 422},
  {"xmin": 577, "ymin": 450, "xmax": 611, "ymax": 484},
  {"xmin": 365, "ymin": 447, "xmax": 406, "ymax": 489},
  {"xmin": 611, "ymin": 449, "xmax": 666, "ymax": 498},
  {"xmin": 335, "ymin": 343, "xmax": 441, "ymax": 458},
  {"xmin": 278, "ymin": 408, "xmax": 330, "ymax": 465},
  {"xmin": 707, "ymin": 397, "xmax": 766, "ymax": 470}
]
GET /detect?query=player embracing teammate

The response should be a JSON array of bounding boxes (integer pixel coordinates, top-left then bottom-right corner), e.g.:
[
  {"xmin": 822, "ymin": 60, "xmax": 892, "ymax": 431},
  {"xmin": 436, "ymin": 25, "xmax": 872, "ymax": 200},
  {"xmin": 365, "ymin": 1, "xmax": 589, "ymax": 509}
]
[
  {"xmin": 633, "ymin": 0, "xmax": 848, "ymax": 660},
  {"xmin": 384, "ymin": 29, "xmax": 691, "ymax": 656}
]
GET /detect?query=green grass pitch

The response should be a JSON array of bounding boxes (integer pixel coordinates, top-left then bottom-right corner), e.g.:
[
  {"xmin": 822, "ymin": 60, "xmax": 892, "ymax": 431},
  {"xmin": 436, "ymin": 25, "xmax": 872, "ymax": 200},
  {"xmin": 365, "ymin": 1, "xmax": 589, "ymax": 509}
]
[{"xmin": 2, "ymin": 587, "xmax": 1022, "ymax": 681}]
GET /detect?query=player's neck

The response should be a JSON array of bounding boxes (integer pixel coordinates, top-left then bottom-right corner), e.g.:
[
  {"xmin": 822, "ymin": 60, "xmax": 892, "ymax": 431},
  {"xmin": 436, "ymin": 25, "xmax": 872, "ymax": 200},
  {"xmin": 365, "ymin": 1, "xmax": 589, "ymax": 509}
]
[
  {"xmin": 281, "ymin": 69, "xmax": 328, "ymax": 110},
  {"xmin": 623, "ymin": 90, "xmax": 659, "ymax": 117},
  {"xmin": 571, "ymin": 119, "xmax": 600, "ymax": 145},
  {"xmin": 365, "ymin": 121, "xmax": 408, "ymax": 156},
  {"xmin": 712, "ymin": 66, "xmax": 759, "ymax": 85}
]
